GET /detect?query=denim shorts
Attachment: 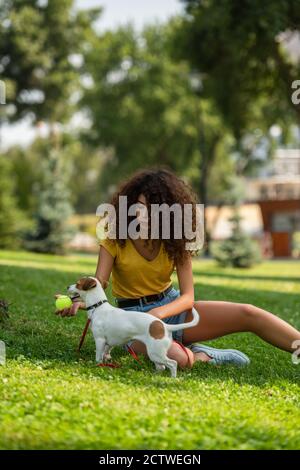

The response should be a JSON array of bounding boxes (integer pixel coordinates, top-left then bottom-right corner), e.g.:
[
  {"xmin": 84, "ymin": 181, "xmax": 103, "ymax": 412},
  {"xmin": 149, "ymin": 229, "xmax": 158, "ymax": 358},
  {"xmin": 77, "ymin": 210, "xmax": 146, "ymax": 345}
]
[{"xmin": 116, "ymin": 287, "xmax": 188, "ymax": 349}]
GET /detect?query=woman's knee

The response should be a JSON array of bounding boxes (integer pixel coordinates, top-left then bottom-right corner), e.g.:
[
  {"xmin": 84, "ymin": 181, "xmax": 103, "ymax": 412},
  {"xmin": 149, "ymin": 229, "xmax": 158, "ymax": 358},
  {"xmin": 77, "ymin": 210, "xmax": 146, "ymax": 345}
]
[
  {"xmin": 129, "ymin": 340, "xmax": 194, "ymax": 369},
  {"xmin": 240, "ymin": 303, "xmax": 259, "ymax": 328},
  {"xmin": 128, "ymin": 340, "xmax": 147, "ymax": 354},
  {"xmin": 167, "ymin": 342, "xmax": 194, "ymax": 369}
]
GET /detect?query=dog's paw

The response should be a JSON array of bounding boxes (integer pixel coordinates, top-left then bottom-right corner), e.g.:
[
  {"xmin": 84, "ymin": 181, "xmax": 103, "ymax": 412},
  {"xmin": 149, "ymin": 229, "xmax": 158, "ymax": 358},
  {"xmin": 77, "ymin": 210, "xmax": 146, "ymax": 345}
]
[{"xmin": 103, "ymin": 353, "xmax": 112, "ymax": 363}]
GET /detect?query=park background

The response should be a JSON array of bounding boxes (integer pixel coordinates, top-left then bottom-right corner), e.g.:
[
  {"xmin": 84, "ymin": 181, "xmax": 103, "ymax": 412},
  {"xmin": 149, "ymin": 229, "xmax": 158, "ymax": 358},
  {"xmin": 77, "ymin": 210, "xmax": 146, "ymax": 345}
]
[{"xmin": 0, "ymin": 0, "xmax": 299, "ymax": 450}]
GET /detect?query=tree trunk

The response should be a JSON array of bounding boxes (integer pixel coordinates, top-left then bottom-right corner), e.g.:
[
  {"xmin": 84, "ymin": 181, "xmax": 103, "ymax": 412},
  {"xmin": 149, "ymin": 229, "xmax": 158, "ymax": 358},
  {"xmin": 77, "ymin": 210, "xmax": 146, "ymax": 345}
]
[{"xmin": 198, "ymin": 134, "xmax": 220, "ymax": 255}]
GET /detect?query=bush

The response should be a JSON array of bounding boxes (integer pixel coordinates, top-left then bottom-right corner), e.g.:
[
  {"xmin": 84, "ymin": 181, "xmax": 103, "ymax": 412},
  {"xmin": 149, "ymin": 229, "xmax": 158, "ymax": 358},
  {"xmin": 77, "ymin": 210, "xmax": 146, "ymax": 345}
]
[{"xmin": 211, "ymin": 210, "xmax": 261, "ymax": 268}]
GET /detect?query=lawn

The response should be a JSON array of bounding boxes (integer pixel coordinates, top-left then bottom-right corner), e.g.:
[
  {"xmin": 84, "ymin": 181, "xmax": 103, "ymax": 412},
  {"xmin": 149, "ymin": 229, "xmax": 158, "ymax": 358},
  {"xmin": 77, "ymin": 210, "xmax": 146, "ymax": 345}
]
[{"xmin": 0, "ymin": 250, "xmax": 299, "ymax": 450}]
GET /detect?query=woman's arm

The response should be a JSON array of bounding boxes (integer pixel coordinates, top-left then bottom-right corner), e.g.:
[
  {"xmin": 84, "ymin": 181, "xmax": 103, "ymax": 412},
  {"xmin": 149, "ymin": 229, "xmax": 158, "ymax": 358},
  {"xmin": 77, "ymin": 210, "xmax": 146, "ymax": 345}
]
[
  {"xmin": 149, "ymin": 254, "xmax": 194, "ymax": 320},
  {"xmin": 95, "ymin": 245, "xmax": 114, "ymax": 289}
]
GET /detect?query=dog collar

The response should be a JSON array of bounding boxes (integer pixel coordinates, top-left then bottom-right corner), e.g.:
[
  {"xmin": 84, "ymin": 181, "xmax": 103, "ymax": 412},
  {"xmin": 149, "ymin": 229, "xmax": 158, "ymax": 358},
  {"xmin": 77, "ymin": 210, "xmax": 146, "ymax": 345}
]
[{"xmin": 86, "ymin": 300, "xmax": 108, "ymax": 311}]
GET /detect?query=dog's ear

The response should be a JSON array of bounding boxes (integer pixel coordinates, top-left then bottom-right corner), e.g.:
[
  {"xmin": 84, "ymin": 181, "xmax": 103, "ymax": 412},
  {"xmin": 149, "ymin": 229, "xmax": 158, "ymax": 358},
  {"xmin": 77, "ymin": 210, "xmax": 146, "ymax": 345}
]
[{"xmin": 76, "ymin": 277, "xmax": 97, "ymax": 291}]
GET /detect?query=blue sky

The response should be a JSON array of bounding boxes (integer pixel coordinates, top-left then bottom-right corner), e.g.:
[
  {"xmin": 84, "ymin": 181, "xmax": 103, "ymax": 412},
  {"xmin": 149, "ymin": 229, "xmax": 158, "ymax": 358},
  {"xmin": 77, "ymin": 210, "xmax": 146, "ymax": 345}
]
[{"xmin": 2, "ymin": 0, "xmax": 183, "ymax": 149}]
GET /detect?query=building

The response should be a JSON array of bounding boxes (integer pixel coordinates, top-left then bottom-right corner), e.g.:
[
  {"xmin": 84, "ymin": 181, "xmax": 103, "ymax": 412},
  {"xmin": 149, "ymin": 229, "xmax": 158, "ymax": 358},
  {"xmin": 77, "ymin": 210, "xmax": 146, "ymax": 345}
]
[{"xmin": 245, "ymin": 149, "xmax": 300, "ymax": 257}]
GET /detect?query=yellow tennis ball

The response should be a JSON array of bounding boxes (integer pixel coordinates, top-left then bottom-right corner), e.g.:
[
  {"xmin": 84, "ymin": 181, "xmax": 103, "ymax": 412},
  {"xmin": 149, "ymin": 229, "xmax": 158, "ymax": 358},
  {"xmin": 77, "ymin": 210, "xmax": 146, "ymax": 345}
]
[{"xmin": 55, "ymin": 295, "xmax": 72, "ymax": 311}]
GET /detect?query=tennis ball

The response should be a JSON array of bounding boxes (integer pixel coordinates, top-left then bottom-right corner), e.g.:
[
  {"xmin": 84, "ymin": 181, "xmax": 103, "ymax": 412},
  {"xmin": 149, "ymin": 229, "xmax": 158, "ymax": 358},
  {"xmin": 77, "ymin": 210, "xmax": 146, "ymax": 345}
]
[{"xmin": 55, "ymin": 295, "xmax": 72, "ymax": 311}]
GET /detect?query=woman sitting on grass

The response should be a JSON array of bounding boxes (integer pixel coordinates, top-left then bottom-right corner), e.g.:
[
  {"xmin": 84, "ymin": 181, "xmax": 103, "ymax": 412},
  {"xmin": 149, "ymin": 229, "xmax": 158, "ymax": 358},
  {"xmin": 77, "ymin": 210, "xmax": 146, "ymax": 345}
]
[{"xmin": 58, "ymin": 168, "xmax": 300, "ymax": 369}]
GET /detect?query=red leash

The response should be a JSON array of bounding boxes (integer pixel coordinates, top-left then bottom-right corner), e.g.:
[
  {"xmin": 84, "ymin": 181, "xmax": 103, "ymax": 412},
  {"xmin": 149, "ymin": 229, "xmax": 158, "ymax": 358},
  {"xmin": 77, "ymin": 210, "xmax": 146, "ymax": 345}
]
[
  {"xmin": 173, "ymin": 340, "xmax": 193, "ymax": 368},
  {"xmin": 77, "ymin": 318, "xmax": 91, "ymax": 352},
  {"xmin": 97, "ymin": 345, "xmax": 142, "ymax": 368},
  {"xmin": 126, "ymin": 344, "xmax": 143, "ymax": 366},
  {"xmin": 97, "ymin": 362, "xmax": 120, "ymax": 368}
]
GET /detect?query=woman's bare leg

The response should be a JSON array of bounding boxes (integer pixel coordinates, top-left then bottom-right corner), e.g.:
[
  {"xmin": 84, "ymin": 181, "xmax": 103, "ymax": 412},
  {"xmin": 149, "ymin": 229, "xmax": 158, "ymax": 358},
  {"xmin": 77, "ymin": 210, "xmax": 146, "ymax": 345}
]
[
  {"xmin": 127, "ymin": 340, "xmax": 198, "ymax": 369},
  {"xmin": 127, "ymin": 301, "xmax": 300, "ymax": 370},
  {"xmin": 183, "ymin": 301, "xmax": 300, "ymax": 353}
]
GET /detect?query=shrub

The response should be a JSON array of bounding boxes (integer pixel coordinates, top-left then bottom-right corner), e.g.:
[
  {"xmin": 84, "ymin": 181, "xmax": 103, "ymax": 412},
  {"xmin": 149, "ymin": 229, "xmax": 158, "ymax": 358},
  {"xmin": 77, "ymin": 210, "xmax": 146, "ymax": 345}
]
[{"xmin": 211, "ymin": 210, "xmax": 261, "ymax": 268}]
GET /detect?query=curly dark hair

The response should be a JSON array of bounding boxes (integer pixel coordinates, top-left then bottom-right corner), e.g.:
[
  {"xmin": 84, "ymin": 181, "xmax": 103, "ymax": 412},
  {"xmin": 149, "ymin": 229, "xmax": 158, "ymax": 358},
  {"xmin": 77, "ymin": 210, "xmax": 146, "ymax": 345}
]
[{"xmin": 106, "ymin": 167, "xmax": 200, "ymax": 265}]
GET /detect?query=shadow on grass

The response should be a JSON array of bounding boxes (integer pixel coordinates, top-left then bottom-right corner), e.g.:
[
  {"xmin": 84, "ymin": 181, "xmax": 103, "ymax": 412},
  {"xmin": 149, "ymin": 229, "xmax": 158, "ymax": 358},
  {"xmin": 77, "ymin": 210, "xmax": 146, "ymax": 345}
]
[{"xmin": 1, "ymin": 263, "xmax": 299, "ymax": 386}]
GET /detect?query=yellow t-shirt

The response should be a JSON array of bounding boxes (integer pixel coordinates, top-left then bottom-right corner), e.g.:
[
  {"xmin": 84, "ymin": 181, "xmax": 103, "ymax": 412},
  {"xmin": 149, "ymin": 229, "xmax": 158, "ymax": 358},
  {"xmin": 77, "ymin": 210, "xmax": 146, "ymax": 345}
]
[{"xmin": 99, "ymin": 238, "xmax": 175, "ymax": 299}]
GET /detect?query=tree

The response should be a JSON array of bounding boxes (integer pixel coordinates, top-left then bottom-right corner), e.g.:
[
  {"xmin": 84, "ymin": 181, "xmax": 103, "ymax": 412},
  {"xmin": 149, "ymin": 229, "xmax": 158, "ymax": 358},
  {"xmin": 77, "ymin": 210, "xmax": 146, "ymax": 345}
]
[
  {"xmin": 177, "ymin": 0, "xmax": 300, "ymax": 136},
  {"xmin": 190, "ymin": 96, "xmax": 231, "ymax": 212},
  {"xmin": 82, "ymin": 23, "xmax": 238, "ymax": 210},
  {"xmin": 211, "ymin": 210, "xmax": 261, "ymax": 268},
  {"xmin": 82, "ymin": 24, "xmax": 203, "ymax": 190},
  {"xmin": 24, "ymin": 144, "xmax": 74, "ymax": 254},
  {"xmin": 170, "ymin": 1, "xmax": 300, "ymax": 249},
  {"xmin": 0, "ymin": 0, "xmax": 100, "ymax": 124},
  {"xmin": 0, "ymin": 155, "xmax": 27, "ymax": 248},
  {"xmin": 0, "ymin": 0, "xmax": 103, "ymax": 251},
  {"xmin": 6, "ymin": 134, "xmax": 106, "ymax": 215},
  {"xmin": 4, "ymin": 143, "xmax": 43, "ymax": 214}
]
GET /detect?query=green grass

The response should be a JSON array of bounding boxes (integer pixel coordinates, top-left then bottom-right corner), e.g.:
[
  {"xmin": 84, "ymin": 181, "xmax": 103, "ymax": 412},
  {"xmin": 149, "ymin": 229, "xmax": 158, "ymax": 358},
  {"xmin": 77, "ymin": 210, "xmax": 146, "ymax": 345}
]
[{"xmin": 0, "ymin": 250, "xmax": 299, "ymax": 450}]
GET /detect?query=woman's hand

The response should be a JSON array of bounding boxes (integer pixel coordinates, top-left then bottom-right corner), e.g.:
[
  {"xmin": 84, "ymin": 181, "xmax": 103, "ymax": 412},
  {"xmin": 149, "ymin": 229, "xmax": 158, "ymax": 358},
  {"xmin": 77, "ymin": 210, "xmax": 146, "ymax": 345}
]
[{"xmin": 54, "ymin": 295, "xmax": 85, "ymax": 317}]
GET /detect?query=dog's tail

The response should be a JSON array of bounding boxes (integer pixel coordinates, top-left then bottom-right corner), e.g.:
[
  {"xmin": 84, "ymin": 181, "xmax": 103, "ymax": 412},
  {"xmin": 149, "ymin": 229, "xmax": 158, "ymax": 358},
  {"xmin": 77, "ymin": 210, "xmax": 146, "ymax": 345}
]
[{"xmin": 165, "ymin": 307, "xmax": 200, "ymax": 332}]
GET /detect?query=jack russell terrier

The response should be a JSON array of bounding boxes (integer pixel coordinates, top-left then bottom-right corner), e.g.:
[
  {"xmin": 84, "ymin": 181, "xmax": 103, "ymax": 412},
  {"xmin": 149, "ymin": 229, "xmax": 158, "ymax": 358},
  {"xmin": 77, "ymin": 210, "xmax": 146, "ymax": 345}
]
[{"xmin": 68, "ymin": 276, "xmax": 200, "ymax": 378}]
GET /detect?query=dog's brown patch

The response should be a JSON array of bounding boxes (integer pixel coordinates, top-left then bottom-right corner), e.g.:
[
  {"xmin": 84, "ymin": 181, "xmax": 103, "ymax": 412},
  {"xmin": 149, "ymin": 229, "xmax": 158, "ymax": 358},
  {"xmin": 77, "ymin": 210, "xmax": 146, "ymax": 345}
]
[
  {"xmin": 149, "ymin": 320, "xmax": 165, "ymax": 339},
  {"xmin": 76, "ymin": 277, "xmax": 97, "ymax": 291}
]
